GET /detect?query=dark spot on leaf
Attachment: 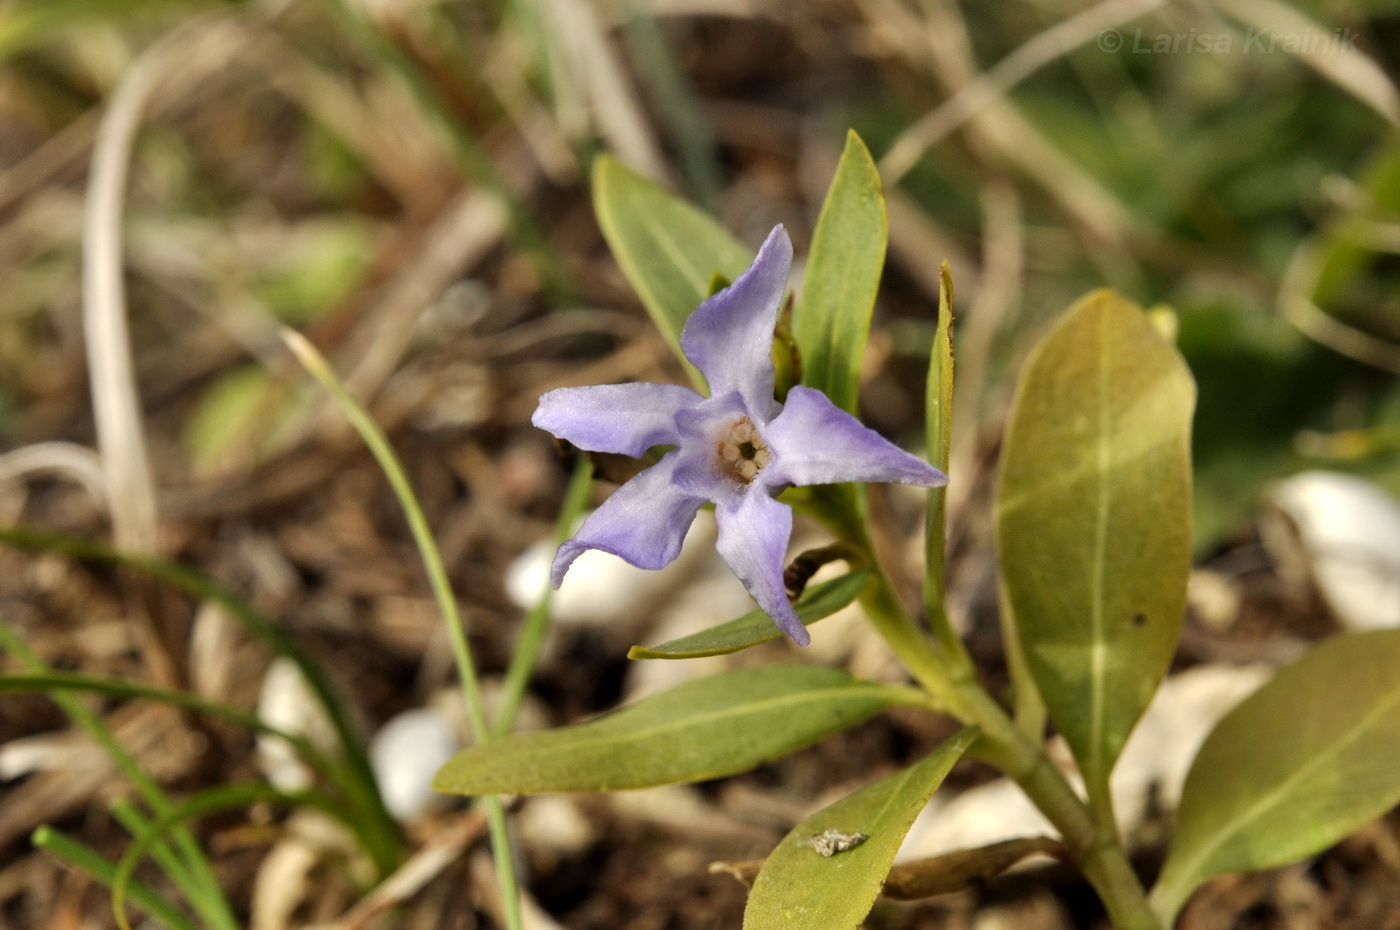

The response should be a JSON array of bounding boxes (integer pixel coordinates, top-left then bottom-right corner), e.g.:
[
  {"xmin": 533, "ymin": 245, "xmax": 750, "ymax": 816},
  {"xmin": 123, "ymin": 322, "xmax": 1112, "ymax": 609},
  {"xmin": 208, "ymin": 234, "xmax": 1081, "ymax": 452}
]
[{"xmin": 1133, "ymin": 613, "xmax": 1147, "ymax": 626}]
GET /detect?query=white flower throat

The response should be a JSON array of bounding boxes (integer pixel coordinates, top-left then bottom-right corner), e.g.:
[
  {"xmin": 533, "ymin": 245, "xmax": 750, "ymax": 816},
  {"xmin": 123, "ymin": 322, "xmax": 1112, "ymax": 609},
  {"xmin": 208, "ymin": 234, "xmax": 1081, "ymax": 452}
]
[{"xmin": 716, "ymin": 416, "xmax": 773, "ymax": 485}]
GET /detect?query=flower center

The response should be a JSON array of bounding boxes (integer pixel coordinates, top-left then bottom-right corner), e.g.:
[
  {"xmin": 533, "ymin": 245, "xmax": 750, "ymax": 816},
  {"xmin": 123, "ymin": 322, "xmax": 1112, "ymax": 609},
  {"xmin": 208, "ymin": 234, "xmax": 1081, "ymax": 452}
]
[{"xmin": 715, "ymin": 416, "xmax": 772, "ymax": 485}]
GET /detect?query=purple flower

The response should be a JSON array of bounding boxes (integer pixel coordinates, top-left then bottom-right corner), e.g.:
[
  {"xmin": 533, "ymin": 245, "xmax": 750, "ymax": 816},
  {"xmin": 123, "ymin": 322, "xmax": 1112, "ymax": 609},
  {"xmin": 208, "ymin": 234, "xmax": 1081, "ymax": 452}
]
[{"xmin": 532, "ymin": 225, "xmax": 946, "ymax": 645}]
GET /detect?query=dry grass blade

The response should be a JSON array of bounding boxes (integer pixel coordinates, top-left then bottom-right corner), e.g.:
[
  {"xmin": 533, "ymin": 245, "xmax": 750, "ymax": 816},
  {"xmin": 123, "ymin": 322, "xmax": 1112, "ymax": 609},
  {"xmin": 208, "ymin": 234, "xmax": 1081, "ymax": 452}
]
[
  {"xmin": 1213, "ymin": 0, "xmax": 1400, "ymax": 128},
  {"xmin": 867, "ymin": 0, "xmax": 1140, "ymax": 246},
  {"xmin": 1278, "ymin": 243, "xmax": 1400, "ymax": 374},
  {"xmin": 82, "ymin": 18, "xmax": 250, "ymax": 553},
  {"xmin": 0, "ymin": 442, "xmax": 108, "ymax": 509},
  {"xmin": 311, "ymin": 809, "xmax": 488, "ymax": 930},
  {"xmin": 80, "ymin": 18, "xmax": 250, "ymax": 689},
  {"xmin": 540, "ymin": 0, "xmax": 667, "ymax": 181},
  {"xmin": 880, "ymin": 0, "xmax": 1173, "ymax": 185},
  {"xmin": 83, "ymin": 35, "xmax": 167, "ymax": 557}
]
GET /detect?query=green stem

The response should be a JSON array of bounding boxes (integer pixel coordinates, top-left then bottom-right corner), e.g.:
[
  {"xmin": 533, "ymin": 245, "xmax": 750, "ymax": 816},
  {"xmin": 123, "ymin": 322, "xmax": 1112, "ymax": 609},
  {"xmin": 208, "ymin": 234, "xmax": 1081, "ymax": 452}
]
[
  {"xmin": 858, "ymin": 565, "xmax": 1161, "ymax": 930},
  {"xmin": 492, "ymin": 457, "xmax": 592, "ymax": 740},
  {"xmin": 956, "ymin": 684, "xmax": 1159, "ymax": 930},
  {"xmin": 856, "ymin": 562, "xmax": 959, "ymax": 712},
  {"xmin": 824, "ymin": 483, "xmax": 966, "ymax": 714},
  {"xmin": 286, "ymin": 332, "xmax": 524, "ymax": 930}
]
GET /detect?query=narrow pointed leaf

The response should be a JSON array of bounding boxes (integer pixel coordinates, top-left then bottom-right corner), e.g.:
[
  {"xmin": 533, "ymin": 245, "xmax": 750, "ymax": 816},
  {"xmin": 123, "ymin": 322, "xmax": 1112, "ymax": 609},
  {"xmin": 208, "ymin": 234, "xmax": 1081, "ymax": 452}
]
[
  {"xmin": 628, "ymin": 572, "xmax": 867, "ymax": 660},
  {"xmin": 792, "ymin": 130, "xmax": 888, "ymax": 413},
  {"xmin": 743, "ymin": 728, "xmax": 977, "ymax": 930},
  {"xmin": 923, "ymin": 263, "xmax": 954, "ymax": 602},
  {"xmin": 995, "ymin": 290, "xmax": 1195, "ymax": 797},
  {"xmin": 923, "ymin": 262, "xmax": 966, "ymax": 666},
  {"xmin": 592, "ymin": 154, "xmax": 752, "ymax": 385},
  {"xmin": 1152, "ymin": 629, "xmax": 1400, "ymax": 922},
  {"xmin": 31, "ymin": 827, "xmax": 198, "ymax": 930},
  {"xmin": 433, "ymin": 666, "xmax": 908, "ymax": 795}
]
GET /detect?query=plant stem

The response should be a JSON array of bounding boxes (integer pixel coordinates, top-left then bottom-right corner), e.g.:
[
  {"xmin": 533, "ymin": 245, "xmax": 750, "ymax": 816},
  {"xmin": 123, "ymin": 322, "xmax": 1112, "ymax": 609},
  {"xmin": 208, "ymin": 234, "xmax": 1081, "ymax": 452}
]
[
  {"xmin": 285, "ymin": 332, "xmax": 524, "ymax": 930},
  {"xmin": 957, "ymin": 684, "xmax": 1160, "ymax": 930},
  {"xmin": 858, "ymin": 566, "xmax": 1162, "ymax": 930},
  {"xmin": 492, "ymin": 457, "xmax": 592, "ymax": 740}
]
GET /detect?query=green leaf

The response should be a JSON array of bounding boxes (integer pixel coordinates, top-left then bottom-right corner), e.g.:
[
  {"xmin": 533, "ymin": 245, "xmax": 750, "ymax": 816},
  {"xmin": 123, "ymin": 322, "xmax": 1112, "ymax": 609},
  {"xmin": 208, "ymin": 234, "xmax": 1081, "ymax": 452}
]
[
  {"xmin": 923, "ymin": 263, "xmax": 965, "ymax": 665},
  {"xmin": 592, "ymin": 154, "xmax": 752, "ymax": 386},
  {"xmin": 995, "ymin": 290, "xmax": 1195, "ymax": 800},
  {"xmin": 182, "ymin": 365, "xmax": 270, "ymax": 473},
  {"xmin": 742, "ymin": 728, "xmax": 977, "ymax": 930},
  {"xmin": 1151, "ymin": 629, "xmax": 1400, "ymax": 923},
  {"xmin": 433, "ymin": 666, "xmax": 911, "ymax": 795},
  {"xmin": 925, "ymin": 262, "xmax": 955, "ymax": 478},
  {"xmin": 792, "ymin": 130, "xmax": 888, "ymax": 413},
  {"xmin": 627, "ymin": 572, "xmax": 868, "ymax": 660}
]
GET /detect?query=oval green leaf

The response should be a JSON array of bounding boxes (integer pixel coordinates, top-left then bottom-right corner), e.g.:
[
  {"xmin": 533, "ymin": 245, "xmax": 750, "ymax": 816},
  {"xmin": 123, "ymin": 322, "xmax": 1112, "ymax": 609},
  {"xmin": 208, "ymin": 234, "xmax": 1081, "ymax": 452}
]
[
  {"xmin": 592, "ymin": 154, "xmax": 753, "ymax": 386},
  {"xmin": 627, "ymin": 572, "xmax": 868, "ymax": 660},
  {"xmin": 995, "ymin": 290, "xmax": 1195, "ymax": 797},
  {"xmin": 743, "ymin": 727, "xmax": 977, "ymax": 930},
  {"xmin": 792, "ymin": 130, "xmax": 888, "ymax": 414},
  {"xmin": 1151, "ymin": 629, "xmax": 1400, "ymax": 922},
  {"xmin": 432, "ymin": 666, "xmax": 908, "ymax": 795}
]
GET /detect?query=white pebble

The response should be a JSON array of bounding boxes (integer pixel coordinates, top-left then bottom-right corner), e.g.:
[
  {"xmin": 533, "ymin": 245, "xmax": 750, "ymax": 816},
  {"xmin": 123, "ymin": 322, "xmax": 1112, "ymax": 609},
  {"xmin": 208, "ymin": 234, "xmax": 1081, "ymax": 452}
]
[
  {"xmin": 506, "ymin": 511, "xmax": 717, "ymax": 626},
  {"xmin": 256, "ymin": 658, "xmax": 339, "ymax": 792},
  {"xmin": 369, "ymin": 707, "xmax": 462, "ymax": 822},
  {"xmin": 1266, "ymin": 470, "xmax": 1400, "ymax": 630}
]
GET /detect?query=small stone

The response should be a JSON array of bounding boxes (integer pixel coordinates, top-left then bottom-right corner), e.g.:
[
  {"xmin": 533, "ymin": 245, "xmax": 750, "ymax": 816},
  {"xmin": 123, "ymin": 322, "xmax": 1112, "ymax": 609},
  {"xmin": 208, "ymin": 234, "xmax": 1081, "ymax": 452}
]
[
  {"xmin": 369, "ymin": 706, "xmax": 461, "ymax": 822},
  {"xmin": 256, "ymin": 658, "xmax": 340, "ymax": 792},
  {"xmin": 505, "ymin": 511, "xmax": 717, "ymax": 627},
  {"xmin": 1265, "ymin": 471, "xmax": 1400, "ymax": 631}
]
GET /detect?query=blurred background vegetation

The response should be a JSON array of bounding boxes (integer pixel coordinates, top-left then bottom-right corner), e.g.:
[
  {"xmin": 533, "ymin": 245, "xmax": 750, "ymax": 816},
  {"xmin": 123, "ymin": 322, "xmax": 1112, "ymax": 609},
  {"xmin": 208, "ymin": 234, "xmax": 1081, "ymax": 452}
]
[{"xmin": 3, "ymin": 0, "xmax": 1400, "ymax": 927}]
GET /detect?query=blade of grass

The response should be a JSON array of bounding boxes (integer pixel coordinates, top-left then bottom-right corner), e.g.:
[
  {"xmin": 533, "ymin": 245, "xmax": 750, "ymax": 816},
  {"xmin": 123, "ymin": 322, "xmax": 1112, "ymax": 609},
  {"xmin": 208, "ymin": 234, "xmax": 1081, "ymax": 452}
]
[
  {"xmin": 922, "ymin": 262, "xmax": 974, "ymax": 681},
  {"xmin": 0, "ymin": 623, "xmax": 239, "ymax": 930},
  {"xmin": 111, "ymin": 782, "xmax": 340, "ymax": 930},
  {"xmin": 282, "ymin": 329, "xmax": 524, "ymax": 930},
  {"xmin": 0, "ymin": 671, "xmax": 368, "ymax": 821},
  {"xmin": 0, "ymin": 531, "xmax": 405, "ymax": 877},
  {"xmin": 109, "ymin": 800, "xmax": 194, "ymax": 904},
  {"xmin": 83, "ymin": 17, "xmax": 181, "ymax": 690},
  {"xmin": 32, "ymin": 826, "xmax": 197, "ymax": 930},
  {"xmin": 615, "ymin": 0, "xmax": 721, "ymax": 208},
  {"xmin": 881, "ymin": 0, "xmax": 1173, "ymax": 185},
  {"xmin": 491, "ymin": 456, "xmax": 592, "ymax": 740},
  {"xmin": 0, "ymin": 441, "xmax": 108, "ymax": 509}
]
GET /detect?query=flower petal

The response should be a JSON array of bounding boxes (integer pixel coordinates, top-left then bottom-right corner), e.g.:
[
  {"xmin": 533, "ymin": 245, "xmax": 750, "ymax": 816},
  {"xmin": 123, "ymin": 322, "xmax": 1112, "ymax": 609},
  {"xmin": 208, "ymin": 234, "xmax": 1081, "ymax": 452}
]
[
  {"xmin": 533, "ymin": 382, "xmax": 701, "ymax": 457},
  {"xmin": 551, "ymin": 452, "xmax": 705, "ymax": 586},
  {"xmin": 715, "ymin": 490, "xmax": 807, "ymax": 646},
  {"xmin": 765, "ymin": 386, "xmax": 948, "ymax": 488},
  {"xmin": 679, "ymin": 225, "xmax": 791, "ymax": 421}
]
